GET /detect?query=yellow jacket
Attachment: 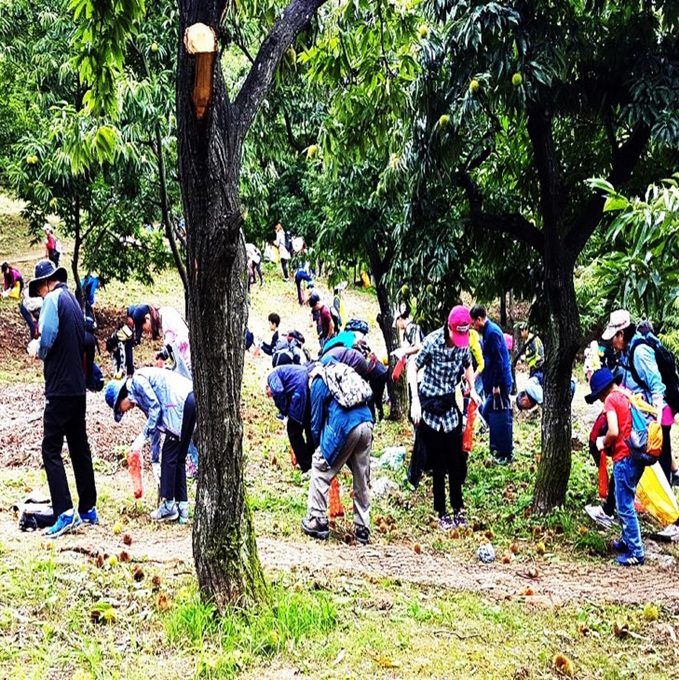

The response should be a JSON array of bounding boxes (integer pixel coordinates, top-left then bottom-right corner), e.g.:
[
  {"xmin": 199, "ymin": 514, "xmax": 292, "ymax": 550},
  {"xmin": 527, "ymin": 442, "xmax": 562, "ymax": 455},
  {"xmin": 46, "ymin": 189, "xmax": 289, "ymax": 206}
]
[{"xmin": 469, "ymin": 328, "xmax": 484, "ymax": 374}]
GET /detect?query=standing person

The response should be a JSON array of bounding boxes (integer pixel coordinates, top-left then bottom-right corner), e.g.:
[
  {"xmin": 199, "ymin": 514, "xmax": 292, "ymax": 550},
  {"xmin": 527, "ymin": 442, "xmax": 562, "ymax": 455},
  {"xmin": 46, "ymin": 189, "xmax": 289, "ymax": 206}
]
[
  {"xmin": 470, "ymin": 305, "xmax": 514, "ymax": 464},
  {"xmin": 1, "ymin": 262, "xmax": 24, "ymax": 298},
  {"xmin": 27, "ymin": 259, "xmax": 97, "ymax": 537},
  {"xmin": 273, "ymin": 223, "xmax": 291, "ymax": 282},
  {"xmin": 266, "ymin": 365, "xmax": 314, "ymax": 472},
  {"xmin": 394, "ymin": 312, "xmax": 424, "ymax": 358},
  {"xmin": 260, "ymin": 313, "xmax": 281, "ymax": 358},
  {"xmin": 585, "ymin": 368, "xmax": 646, "ymax": 566},
  {"xmin": 408, "ymin": 305, "xmax": 480, "ymax": 530},
  {"xmin": 301, "ymin": 365, "xmax": 374, "ymax": 544},
  {"xmin": 19, "ymin": 288, "xmax": 43, "ymax": 341},
  {"xmin": 105, "ymin": 367, "xmax": 195, "ymax": 523},
  {"xmin": 44, "ymin": 225, "xmax": 60, "ymax": 266},
  {"xmin": 246, "ymin": 243, "xmax": 264, "ymax": 288},
  {"xmin": 294, "ymin": 266, "xmax": 313, "ymax": 306},
  {"xmin": 516, "ymin": 323, "xmax": 544, "ymax": 377},
  {"xmin": 308, "ymin": 293, "xmax": 335, "ymax": 351}
]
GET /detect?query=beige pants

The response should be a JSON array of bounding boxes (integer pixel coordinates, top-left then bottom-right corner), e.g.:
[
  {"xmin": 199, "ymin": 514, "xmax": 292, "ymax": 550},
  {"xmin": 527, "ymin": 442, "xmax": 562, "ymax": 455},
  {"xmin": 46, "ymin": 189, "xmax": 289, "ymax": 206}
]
[{"xmin": 307, "ymin": 421, "xmax": 373, "ymax": 528}]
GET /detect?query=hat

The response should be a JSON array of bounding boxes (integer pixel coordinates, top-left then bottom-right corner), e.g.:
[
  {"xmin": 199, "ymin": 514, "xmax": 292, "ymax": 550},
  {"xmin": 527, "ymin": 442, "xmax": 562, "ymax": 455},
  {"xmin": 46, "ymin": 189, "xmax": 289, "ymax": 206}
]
[
  {"xmin": 43, "ymin": 224, "xmax": 52, "ymax": 232},
  {"xmin": 345, "ymin": 319, "xmax": 369, "ymax": 335},
  {"xmin": 105, "ymin": 379, "xmax": 129, "ymax": 422},
  {"xmin": 601, "ymin": 309, "xmax": 631, "ymax": 341},
  {"xmin": 585, "ymin": 368, "xmax": 622, "ymax": 404},
  {"xmin": 448, "ymin": 305, "xmax": 472, "ymax": 348},
  {"xmin": 524, "ymin": 376, "xmax": 543, "ymax": 405},
  {"xmin": 28, "ymin": 259, "xmax": 67, "ymax": 297}
]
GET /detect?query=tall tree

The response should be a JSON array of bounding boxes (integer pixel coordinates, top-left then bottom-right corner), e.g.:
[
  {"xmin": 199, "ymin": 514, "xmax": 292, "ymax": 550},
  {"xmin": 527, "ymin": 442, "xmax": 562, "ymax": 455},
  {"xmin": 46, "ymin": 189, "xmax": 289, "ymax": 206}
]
[{"xmin": 407, "ymin": 0, "xmax": 678, "ymax": 511}]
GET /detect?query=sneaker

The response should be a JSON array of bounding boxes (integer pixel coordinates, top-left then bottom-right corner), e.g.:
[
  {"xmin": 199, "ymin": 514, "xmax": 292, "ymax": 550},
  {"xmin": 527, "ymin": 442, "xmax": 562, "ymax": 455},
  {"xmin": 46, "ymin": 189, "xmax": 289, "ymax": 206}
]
[
  {"xmin": 354, "ymin": 524, "xmax": 370, "ymax": 545},
  {"xmin": 611, "ymin": 538, "xmax": 628, "ymax": 553},
  {"xmin": 585, "ymin": 504, "xmax": 615, "ymax": 530},
  {"xmin": 616, "ymin": 553, "xmax": 645, "ymax": 567},
  {"xmin": 44, "ymin": 510, "xmax": 81, "ymax": 538},
  {"xmin": 656, "ymin": 523, "xmax": 679, "ymax": 542},
  {"xmin": 178, "ymin": 501, "xmax": 190, "ymax": 525},
  {"xmin": 453, "ymin": 511, "xmax": 468, "ymax": 529},
  {"xmin": 80, "ymin": 507, "xmax": 99, "ymax": 525},
  {"xmin": 150, "ymin": 500, "xmax": 179, "ymax": 522},
  {"xmin": 301, "ymin": 516, "xmax": 329, "ymax": 540},
  {"xmin": 438, "ymin": 514, "xmax": 456, "ymax": 531},
  {"xmin": 495, "ymin": 455, "xmax": 514, "ymax": 466}
]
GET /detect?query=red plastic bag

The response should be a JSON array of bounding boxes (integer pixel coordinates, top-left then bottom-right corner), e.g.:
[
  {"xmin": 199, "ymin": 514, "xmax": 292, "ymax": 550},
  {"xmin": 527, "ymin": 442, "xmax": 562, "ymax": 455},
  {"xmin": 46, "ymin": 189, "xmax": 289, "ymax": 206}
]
[
  {"xmin": 463, "ymin": 400, "xmax": 478, "ymax": 453},
  {"xmin": 329, "ymin": 477, "xmax": 344, "ymax": 519},
  {"xmin": 127, "ymin": 449, "xmax": 143, "ymax": 499},
  {"xmin": 598, "ymin": 452, "xmax": 608, "ymax": 499},
  {"xmin": 392, "ymin": 355, "xmax": 407, "ymax": 382}
]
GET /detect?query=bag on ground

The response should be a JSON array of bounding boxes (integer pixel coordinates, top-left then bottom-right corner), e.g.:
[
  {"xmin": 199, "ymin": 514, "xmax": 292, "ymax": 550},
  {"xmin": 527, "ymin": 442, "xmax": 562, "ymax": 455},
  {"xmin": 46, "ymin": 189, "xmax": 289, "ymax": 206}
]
[{"xmin": 636, "ymin": 462, "xmax": 679, "ymax": 526}]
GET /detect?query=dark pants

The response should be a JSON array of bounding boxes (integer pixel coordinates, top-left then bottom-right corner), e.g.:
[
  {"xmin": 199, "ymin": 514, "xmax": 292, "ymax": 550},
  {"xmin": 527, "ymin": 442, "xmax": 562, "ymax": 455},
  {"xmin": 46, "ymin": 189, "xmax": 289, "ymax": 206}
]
[
  {"xmin": 419, "ymin": 419, "xmax": 467, "ymax": 516},
  {"xmin": 19, "ymin": 302, "xmax": 37, "ymax": 342},
  {"xmin": 659, "ymin": 424, "xmax": 673, "ymax": 483},
  {"xmin": 160, "ymin": 393, "xmax": 195, "ymax": 502},
  {"xmin": 253, "ymin": 261, "xmax": 263, "ymax": 285},
  {"xmin": 590, "ymin": 445, "xmax": 616, "ymax": 516},
  {"xmin": 42, "ymin": 395, "xmax": 97, "ymax": 517},
  {"xmin": 287, "ymin": 406, "xmax": 314, "ymax": 473},
  {"xmin": 48, "ymin": 250, "xmax": 60, "ymax": 267},
  {"xmin": 369, "ymin": 371, "xmax": 387, "ymax": 421},
  {"xmin": 281, "ymin": 258, "xmax": 289, "ymax": 279}
]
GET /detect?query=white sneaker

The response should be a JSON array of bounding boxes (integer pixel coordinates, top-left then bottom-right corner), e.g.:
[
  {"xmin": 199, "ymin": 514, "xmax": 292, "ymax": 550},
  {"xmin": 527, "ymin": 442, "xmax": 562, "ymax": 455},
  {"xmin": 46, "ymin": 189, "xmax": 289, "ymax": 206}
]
[
  {"xmin": 656, "ymin": 524, "xmax": 679, "ymax": 542},
  {"xmin": 585, "ymin": 504, "xmax": 615, "ymax": 530}
]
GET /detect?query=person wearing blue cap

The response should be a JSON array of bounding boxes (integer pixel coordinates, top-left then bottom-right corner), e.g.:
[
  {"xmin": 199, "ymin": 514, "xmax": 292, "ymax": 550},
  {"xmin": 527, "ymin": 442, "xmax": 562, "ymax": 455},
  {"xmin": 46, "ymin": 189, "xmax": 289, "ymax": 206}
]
[
  {"xmin": 106, "ymin": 367, "xmax": 195, "ymax": 523},
  {"xmin": 27, "ymin": 259, "xmax": 98, "ymax": 538}
]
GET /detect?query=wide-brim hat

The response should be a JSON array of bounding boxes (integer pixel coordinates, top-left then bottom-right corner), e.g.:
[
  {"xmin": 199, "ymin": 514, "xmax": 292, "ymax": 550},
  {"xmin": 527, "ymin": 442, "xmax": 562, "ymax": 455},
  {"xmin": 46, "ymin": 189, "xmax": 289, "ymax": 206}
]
[
  {"xmin": 28, "ymin": 259, "xmax": 67, "ymax": 297},
  {"xmin": 105, "ymin": 379, "xmax": 129, "ymax": 422},
  {"xmin": 601, "ymin": 309, "xmax": 631, "ymax": 341},
  {"xmin": 448, "ymin": 305, "xmax": 472, "ymax": 348},
  {"xmin": 585, "ymin": 368, "xmax": 622, "ymax": 404}
]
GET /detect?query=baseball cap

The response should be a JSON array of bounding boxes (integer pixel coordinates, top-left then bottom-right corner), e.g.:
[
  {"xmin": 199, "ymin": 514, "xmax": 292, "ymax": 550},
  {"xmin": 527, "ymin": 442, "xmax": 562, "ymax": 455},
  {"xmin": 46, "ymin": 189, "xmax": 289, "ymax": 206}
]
[
  {"xmin": 601, "ymin": 309, "xmax": 631, "ymax": 341},
  {"xmin": 448, "ymin": 305, "xmax": 472, "ymax": 348}
]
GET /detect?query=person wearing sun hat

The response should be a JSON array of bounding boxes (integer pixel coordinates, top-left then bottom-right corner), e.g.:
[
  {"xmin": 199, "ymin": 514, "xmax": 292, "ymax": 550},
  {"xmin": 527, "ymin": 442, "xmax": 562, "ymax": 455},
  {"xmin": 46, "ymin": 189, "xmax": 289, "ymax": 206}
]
[
  {"xmin": 585, "ymin": 367, "xmax": 646, "ymax": 566},
  {"xmin": 105, "ymin": 366, "xmax": 195, "ymax": 523},
  {"xmin": 407, "ymin": 305, "xmax": 481, "ymax": 531},
  {"xmin": 27, "ymin": 259, "xmax": 98, "ymax": 538}
]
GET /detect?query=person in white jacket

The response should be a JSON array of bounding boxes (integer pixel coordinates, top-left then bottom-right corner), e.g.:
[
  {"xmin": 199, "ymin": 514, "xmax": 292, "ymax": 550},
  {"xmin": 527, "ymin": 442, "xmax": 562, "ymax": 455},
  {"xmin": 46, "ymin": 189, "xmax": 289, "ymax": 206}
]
[{"xmin": 274, "ymin": 223, "xmax": 291, "ymax": 282}]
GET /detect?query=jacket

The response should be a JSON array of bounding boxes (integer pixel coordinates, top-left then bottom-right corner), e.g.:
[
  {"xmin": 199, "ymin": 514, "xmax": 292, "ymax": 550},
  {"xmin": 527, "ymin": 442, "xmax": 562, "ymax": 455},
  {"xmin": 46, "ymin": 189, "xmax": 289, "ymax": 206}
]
[
  {"xmin": 310, "ymin": 375, "xmax": 372, "ymax": 466},
  {"xmin": 127, "ymin": 367, "xmax": 193, "ymax": 462},
  {"xmin": 480, "ymin": 319, "xmax": 512, "ymax": 395},
  {"xmin": 267, "ymin": 365, "xmax": 310, "ymax": 425},
  {"xmin": 159, "ymin": 306, "xmax": 191, "ymax": 371},
  {"xmin": 319, "ymin": 346, "xmax": 369, "ymax": 377}
]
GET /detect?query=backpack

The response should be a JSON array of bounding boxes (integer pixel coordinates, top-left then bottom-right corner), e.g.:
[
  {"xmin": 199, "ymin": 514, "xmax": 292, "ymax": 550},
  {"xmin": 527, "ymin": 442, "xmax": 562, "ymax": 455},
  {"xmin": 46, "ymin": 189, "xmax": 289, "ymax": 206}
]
[
  {"xmin": 13, "ymin": 496, "xmax": 55, "ymax": 531},
  {"xmin": 629, "ymin": 336, "xmax": 679, "ymax": 414},
  {"xmin": 285, "ymin": 234, "xmax": 293, "ymax": 254},
  {"xmin": 622, "ymin": 390, "xmax": 663, "ymax": 466},
  {"xmin": 328, "ymin": 304, "xmax": 341, "ymax": 334},
  {"xmin": 86, "ymin": 361, "xmax": 105, "ymax": 392},
  {"xmin": 272, "ymin": 337, "xmax": 303, "ymax": 367},
  {"xmin": 316, "ymin": 362, "xmax": 373, "ymax": 409},
  {"xmin": 54, "ymin": 239, "xmax": 63, "ymax": 254}
]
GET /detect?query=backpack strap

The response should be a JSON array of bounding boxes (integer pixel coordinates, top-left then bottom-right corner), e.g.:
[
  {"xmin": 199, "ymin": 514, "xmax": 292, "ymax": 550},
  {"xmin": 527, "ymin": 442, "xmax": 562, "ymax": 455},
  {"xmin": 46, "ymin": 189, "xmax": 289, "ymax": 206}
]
[{"xmin": 627, "ymin": 338, "xmax": 651, "ymax": 393}]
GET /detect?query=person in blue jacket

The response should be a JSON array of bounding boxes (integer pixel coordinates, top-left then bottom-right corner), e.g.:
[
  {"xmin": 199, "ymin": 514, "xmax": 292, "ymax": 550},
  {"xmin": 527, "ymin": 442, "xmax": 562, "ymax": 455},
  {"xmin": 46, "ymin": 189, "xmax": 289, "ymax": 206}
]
[
  {"xmin": 266, "ymin": 365, "xmax": 314, "ymax": 472},
  {"xmin": 106, "ymin": 367, "xmax": 195, "ymax": 523},
  {"xmin": 301, "ymin": 364, "xmax": 374, "ymax": 544},
  {"xmin": 470, "ymin": 305, "xmax": 514, "ymax": 464}
]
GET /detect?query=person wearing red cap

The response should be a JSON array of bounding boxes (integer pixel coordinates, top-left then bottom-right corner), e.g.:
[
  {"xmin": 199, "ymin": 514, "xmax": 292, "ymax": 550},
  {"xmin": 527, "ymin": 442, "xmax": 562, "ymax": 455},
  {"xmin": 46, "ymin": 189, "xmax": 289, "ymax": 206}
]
[{"xmin": 407, "ymin": 305, "xmax": 480, "ymax": 530}]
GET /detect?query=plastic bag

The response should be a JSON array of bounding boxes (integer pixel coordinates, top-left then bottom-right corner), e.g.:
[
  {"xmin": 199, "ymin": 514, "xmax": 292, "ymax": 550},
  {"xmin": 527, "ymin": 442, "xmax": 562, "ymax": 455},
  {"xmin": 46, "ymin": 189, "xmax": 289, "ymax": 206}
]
[
  {"xmin": 392, "ymin": 355, "xmax": 407, "ymax": 382},
  {"xmin": 598, "ymin": 452, "xmax": 608, "ymax": 499},
  {"xmin": 636, "ymin": 462, "xmax": 679, "ymax": 527},
  {"xmin": 463, "ymin": 401, "xmax": 478, "ymax": 453},
  {"xmin": 380, "ymin": 446, "xmax": 406, "ymax": 469},
  {"xmin": 127, "ymin": 449, "xmax": 144, "ymax": 499},
  {"xmin": 329, "ymin": 477, "xmax": 344, "ymax": 519}
]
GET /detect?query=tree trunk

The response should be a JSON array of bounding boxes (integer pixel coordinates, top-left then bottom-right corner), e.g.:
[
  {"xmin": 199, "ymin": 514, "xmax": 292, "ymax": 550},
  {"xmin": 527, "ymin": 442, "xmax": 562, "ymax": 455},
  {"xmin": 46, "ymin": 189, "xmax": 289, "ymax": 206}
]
[
  {"xmin": 532, "ymin": 247, "xmax": 579, "ymax": 513},
  {"xmin": 177, "ymin": 8, "xmax": 267, "ymax": 611}
]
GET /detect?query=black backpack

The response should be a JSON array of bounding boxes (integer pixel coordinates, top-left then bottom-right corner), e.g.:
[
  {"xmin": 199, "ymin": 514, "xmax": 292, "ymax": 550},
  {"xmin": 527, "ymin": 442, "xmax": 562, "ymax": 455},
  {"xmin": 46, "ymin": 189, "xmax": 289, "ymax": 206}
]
[
  {"xmin": 328, "ymin": 305, "xmax": 341, "ymax": 334},
  {"xmin": 629, "ymin": 336, "xmax": 679, "ymax": 414}
]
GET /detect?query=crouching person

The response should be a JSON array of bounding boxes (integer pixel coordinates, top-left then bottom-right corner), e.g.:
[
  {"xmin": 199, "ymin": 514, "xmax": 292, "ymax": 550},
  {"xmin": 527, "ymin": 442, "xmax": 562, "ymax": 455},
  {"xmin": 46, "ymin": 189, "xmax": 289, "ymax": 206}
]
[
  {"xmin": 105, "ymin": 367, "xmax": 195, "ymax": 524},
  {"xmin": 302, "ymin": 365, "xmax": 374, "ymax": 544},
  {"xmin": 585, "ymin": 368, "xmax": 646, "ymax": 567}
]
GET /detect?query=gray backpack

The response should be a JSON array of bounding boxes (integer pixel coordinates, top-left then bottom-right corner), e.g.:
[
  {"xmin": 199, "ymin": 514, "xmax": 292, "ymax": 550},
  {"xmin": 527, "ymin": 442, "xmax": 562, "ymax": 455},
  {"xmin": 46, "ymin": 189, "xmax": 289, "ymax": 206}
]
[{"xmin": 318, "ymin": 363, "xmax": 373, "ymax": 409}]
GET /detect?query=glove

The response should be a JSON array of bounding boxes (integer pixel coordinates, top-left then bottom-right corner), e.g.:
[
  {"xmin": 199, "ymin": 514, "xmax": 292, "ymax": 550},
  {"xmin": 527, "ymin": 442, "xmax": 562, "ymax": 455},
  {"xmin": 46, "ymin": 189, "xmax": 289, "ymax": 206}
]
[
  {"xmin": 131, "ymin": 432, "xmax": 146, "ymax": 452},
  {"xmin": 596, "ymin": 436, "xmax": 606, "ymax": 452},
  {"xmin": 390, "ymin": 348, "xmax": 406, "ymax": 360},
  {"xmin": 410, "ymin": 397, "xmax": 422, "ymax": 425},
  {"xmin": 27, "ymin": 338, "xmax": 39, "ymax": 357},
  {"xmin": 152, "ymin": 462, "xmax": 161, "ymax": 485},
  {"xmin": 469, "ymin": 389, "xmax": 481, "ymax": 406}
]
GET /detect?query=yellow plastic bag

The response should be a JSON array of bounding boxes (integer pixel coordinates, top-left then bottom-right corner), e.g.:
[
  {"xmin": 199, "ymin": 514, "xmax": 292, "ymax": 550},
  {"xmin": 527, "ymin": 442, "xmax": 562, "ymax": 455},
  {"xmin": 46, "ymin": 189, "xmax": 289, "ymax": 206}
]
[
  {"xmin": 636, "ymin": 462, "xmax": 679, "ymax": 527},
  {"xmin": 8, "ymin": 282, "xmax": 20, "ymax": 299}
]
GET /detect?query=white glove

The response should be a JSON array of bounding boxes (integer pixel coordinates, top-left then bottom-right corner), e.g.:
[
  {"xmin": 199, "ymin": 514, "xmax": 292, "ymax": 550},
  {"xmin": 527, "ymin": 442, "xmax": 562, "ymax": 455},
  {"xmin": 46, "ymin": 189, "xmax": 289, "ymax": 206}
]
[
  {"xmin": 131, "ymin": 432, "xmax": 146, "ymax": 452},
  {"xmin": 469, "ymin": 389, "xmax": 481, "ymax": 406},
  {"xmin": 410, "ymin": 397, "xmax": 422, "ymax": 425},
  {"xmin": 27, "ymin": 338, "xmax": 39, "ymax": 357},
  {"xmin": 152, "ymin": 462, "xmax": 161, "ymax": 485},
  {"xmin": 596, "ymin": 436, "xmax": 606, "ymax": 452},
  {"xmin": 1, "ymin": 290, "xmax": 8, "ymax": 299},
  {"xmin": 390, "ymin": 348, "xmax": 406, "ymax": 360}
]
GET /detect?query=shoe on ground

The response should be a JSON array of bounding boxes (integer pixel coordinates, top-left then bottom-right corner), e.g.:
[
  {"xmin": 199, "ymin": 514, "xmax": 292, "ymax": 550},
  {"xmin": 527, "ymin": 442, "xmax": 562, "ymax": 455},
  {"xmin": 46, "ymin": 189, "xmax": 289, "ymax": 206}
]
[
  {"xmin": 354, "ymin": 524, "xmax": 370, "ymax": 545},
  {"xmin": 453, "ymin": 511, "xmax": 467, "ymax": 528},
  {"xmin": 438, "ymin": 514, "xmax": 456, "ymax": 531},
  {"xmin": 656, "ymin": 523, "xmax": 679, "ymax": 542},
  {"xmin": 150, "ymin": 500, "xmax": 179, "ymax": 522},
  {"xmin": 585, "ymin": 504, "xmax": 615, "ymax": 530},
  {"xmin": 616, "ymin": 553, "xmax": 645, "ymax": 567},
  {"xmin": 611, "ymin": 538, "xmax": 628, "ymax": 553},
  {"xmin": 495, "ymin": 455, "xmax": 514, "ymax": 466},
  {"xmin": 44, "ymin": 510, "xmax": 81, "ymax": 538},
  {"xmin": 301, "ymin": 516, "xmax": 329, "ymax": 540},
  {"xmin": 178, "ymin": 501, "xmax": 189, "ymax": 525},
  {"xmin": 80, "ymin": 507, "xmax": 99, "ymax": 525}
]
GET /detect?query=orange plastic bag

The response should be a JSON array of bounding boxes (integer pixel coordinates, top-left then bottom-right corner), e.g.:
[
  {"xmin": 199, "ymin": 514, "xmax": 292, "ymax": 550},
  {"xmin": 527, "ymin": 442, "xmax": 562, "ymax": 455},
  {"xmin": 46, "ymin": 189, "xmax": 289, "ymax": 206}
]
[
  {"xmin": 127, "ymin": 449, "xmax": 143, "ymax": 499},
  {"xmin": 463, "ymin": 401, "xmax": 478, "ymax": 453},
  {"xmin": 598, "ymin": 452, "xmax": 608, "ymax": 499},
  {"xmin": 289, "ymin": 446, "xmax": 297, "ymax": 467},
  {"xmin": 329, "ymin": 477, "xmax": 344, "ymax": 518}
]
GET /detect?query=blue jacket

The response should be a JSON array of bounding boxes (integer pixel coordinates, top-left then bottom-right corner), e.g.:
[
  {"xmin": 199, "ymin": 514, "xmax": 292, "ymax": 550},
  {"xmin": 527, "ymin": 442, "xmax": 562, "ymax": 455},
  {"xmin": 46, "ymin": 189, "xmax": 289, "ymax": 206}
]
[
  {"xmin": 617, "ymin": 332, "xmax": 666, "ymax": 407},
  {"xmin": 480, "ymin": 319, "xmax": 512, "ymax": 395},
  {"xmin": 321, "ymin": 330, "xmax": 356, "ymax": 354},
  {"xmin": 127, "ymin": 367, "xmax": 193, "ymax": 462},
  {"xmin": 267, "ymin": 365, "xmax": 309, "ymax": 425},
  {"xmin": 319, "ymin": 346, "xmax": 369, "ymax": 378},
  {"xmin": 310, "ymin": 376, "xmax": 372, "ymax": 466}
]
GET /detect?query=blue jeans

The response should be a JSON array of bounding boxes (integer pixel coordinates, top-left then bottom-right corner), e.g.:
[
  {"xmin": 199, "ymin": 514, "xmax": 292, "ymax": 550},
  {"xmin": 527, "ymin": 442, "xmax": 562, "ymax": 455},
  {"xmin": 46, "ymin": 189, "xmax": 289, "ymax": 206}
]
[{"xmin": 613, "ymin": 455, "xmax": 645, "ymax": 558}]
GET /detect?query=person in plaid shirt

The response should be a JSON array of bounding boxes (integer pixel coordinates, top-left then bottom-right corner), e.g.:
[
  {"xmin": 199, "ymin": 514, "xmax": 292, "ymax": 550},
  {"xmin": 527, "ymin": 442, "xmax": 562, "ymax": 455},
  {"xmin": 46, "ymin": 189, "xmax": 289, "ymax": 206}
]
[{"xmin": 407, "ymin": 305, "xmax": 480, "ymax": 531}]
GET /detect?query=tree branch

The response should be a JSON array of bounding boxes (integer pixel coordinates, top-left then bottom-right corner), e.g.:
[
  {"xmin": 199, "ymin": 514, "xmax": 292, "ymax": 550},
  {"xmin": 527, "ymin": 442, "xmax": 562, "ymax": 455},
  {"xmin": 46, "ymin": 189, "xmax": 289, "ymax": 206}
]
[
  {"xmin": 457, "ymin": 171, "xmax": 544, "ymax": 254},
  {"xmin": 282, "ymin": 108, "xmax": 305, "ymax": 152},
  {"xmin": 233, "ymin": 0, "xmax": 326, "ymax": 134},
  {"xmin": 565, "ymin": 121, "xmax": 651, "ymax": 257}
]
